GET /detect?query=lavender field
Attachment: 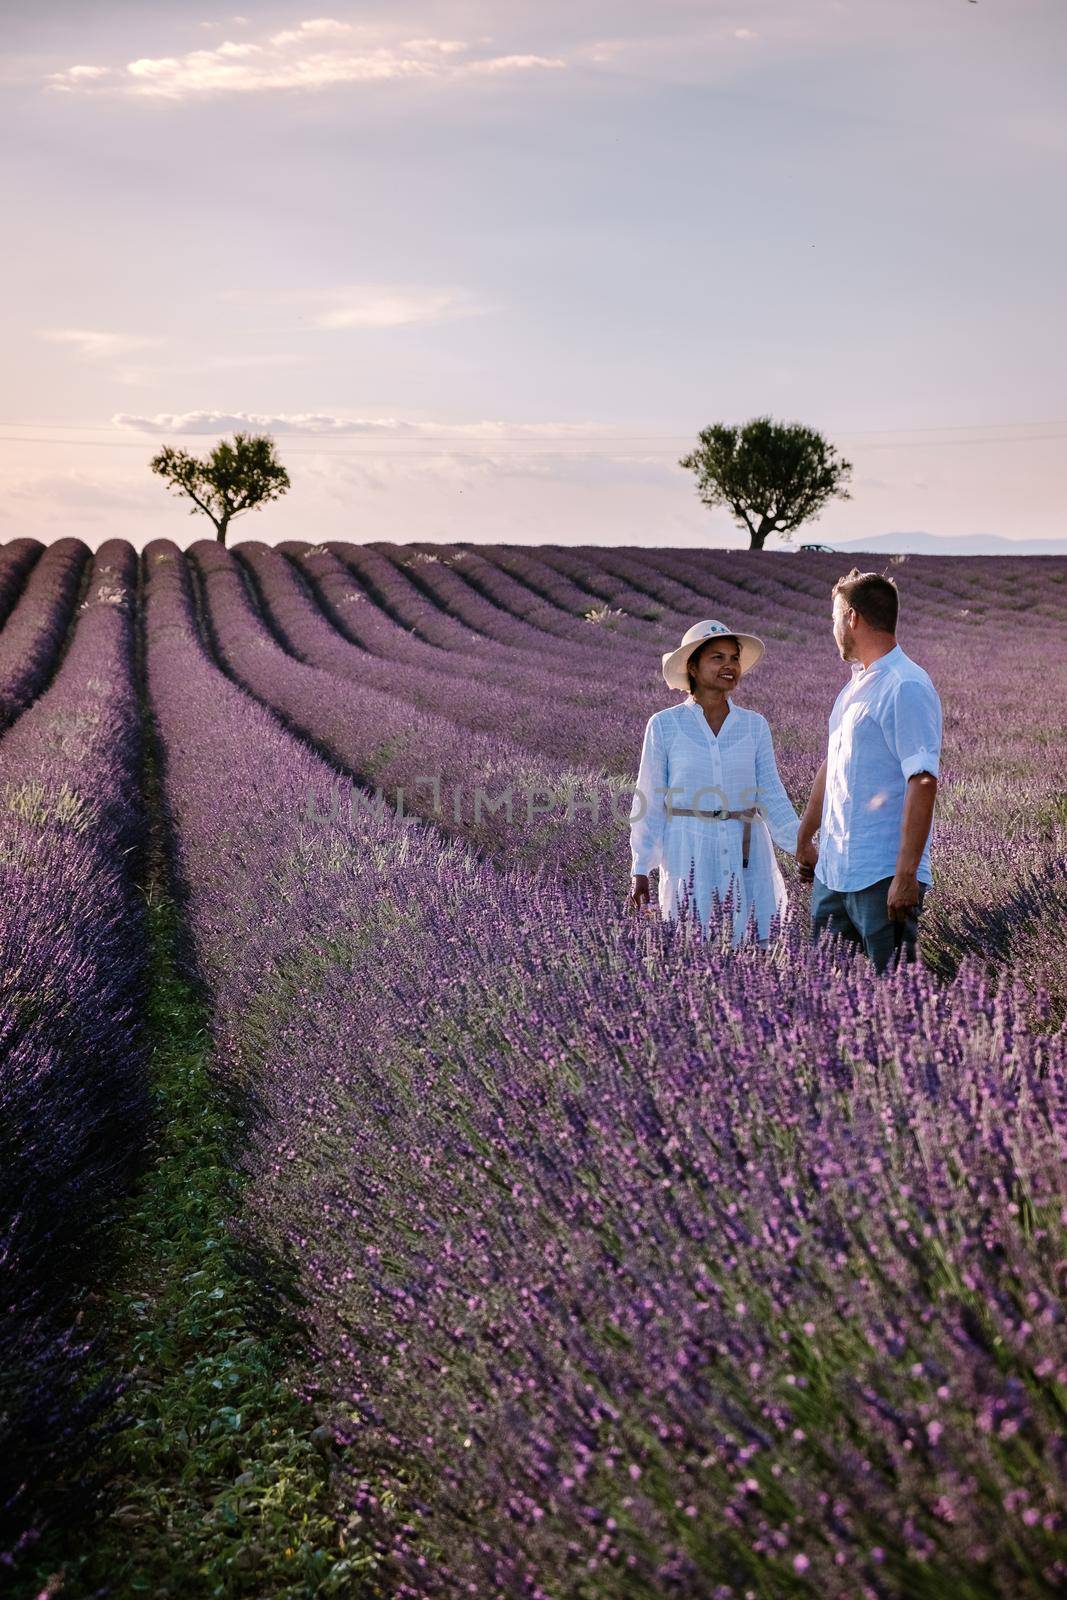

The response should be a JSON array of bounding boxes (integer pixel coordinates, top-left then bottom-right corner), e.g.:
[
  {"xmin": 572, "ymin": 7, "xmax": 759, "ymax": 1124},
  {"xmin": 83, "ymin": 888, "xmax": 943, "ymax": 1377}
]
[{"xmin": 2, "ymin": 538, "xmax": 1066, "ymax": 1599}]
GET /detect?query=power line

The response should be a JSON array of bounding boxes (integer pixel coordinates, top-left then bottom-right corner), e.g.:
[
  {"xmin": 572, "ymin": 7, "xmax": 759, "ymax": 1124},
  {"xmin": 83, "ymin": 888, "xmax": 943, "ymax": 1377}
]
[
  {"xmin": 0, "ymin": 417, "xmax": 1065, "ymax": 440},
  {"xmin": 1, "ymin": 431, "xmax": 1065, "ymax": 456}
]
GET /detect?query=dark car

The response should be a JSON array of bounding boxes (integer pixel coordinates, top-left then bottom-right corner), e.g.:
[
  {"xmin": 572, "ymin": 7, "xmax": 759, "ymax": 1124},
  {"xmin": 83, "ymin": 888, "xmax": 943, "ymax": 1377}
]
[{"xmin": 798, "ymin": 543, "xmax": 836, "ymax": 553}]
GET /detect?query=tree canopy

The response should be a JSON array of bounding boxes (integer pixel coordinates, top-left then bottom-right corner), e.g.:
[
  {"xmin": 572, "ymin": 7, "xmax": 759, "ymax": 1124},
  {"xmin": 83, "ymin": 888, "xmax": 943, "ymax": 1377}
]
[
  {"xmin": 679, "ymin": 416, "xmax": 852, "ymax": 550},
  {"xmin": 150, "ymin": 431, "xmax": 290, "ymax": 546}
]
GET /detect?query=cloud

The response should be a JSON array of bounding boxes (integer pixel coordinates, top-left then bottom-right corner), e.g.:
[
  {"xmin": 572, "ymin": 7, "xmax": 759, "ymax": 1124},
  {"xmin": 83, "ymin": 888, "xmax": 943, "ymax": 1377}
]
[
  {"xmin": 125, "ymin": 350, "xmax": 305, "ymax": 378},
  {"xmin": 401, "ymin": 39, "xmax": 468, "ymax": 55},
  {"xmin": 575, "ymin": 17, "xmax": 763, "ymax": 72},
  {"xmin": 112, "ymin": 409, "xmax": 378, "ymax": 436},
  {"xmin": 465, "ymin": 54, "xmax": 565, "ymax": 76},
  {"xmin": 55, "ymin": 64, "xmax": 113, "ymax": 84},
  {"xmin": 39, "ymin": 328, "xmax": 164, "ymax": 360},
  {"xmin": 468, "ymin": 452, "xmax": 677, "ymax": 487},
  {"xmin": 303, "ymin": 447, "xmax": 677, "ymax": 502},
  {"xmin": 215, "ymin": 281, "xmax": 491, "ymax": 331},
  {"xmin": 104, "ymin": 412, "xmax": 683, "ymax": 503},
  {"xmin": 0, "ymin": 469, "xmax": 156, "ymax": 524},
  {"xmin": 45, "ymin": 18, "xmax": 565, "ymax": 100},
  {"xmin": 268, "ymin": 18, "xmax": 355, "ymax": 47},
  {"xmin": 312, "ymin": 287, "xmax": 484, "ymax": 330},
  {"xmin": 110, "ymin": 411, "xmax": 638, "ymax": 439}
]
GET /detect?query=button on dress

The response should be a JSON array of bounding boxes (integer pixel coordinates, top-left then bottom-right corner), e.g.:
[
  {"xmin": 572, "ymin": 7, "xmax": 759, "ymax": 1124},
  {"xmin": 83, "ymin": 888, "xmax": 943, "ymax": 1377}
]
[{"xmin": 629, "ymin": 695, "xmax": 801, "ymax": 943}]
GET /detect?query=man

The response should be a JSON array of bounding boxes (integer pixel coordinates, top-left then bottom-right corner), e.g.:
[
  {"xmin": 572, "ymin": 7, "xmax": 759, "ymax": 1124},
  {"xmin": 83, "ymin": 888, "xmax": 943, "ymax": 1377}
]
[{"xmin": 796, "ymin": 568, "xmax": 942, "ymax": 973}]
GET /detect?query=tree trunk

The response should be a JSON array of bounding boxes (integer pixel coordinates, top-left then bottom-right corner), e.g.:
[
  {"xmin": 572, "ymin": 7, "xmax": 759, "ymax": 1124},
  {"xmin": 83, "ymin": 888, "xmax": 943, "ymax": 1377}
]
[
  {"xmin": 216, "ymin": 514, "xmax": 230, "ymax": 546},
  {"xmin": 749, "ymin": 515, "xmax": 775, "ymax": 551}
]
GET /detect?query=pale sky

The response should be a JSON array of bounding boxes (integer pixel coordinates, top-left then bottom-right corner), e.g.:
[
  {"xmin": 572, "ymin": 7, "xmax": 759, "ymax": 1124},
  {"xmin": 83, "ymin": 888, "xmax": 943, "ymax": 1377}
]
[{"xmin": 2, "ymin": 0, "xmax": 1065, "ymax": 550}]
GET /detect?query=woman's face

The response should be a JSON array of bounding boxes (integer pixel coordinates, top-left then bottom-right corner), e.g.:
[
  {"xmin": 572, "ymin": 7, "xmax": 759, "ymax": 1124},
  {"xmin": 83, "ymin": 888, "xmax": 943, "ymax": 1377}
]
[{"xmin": 689, "ymin": 637, "xmax": 741, "ymax": 694}]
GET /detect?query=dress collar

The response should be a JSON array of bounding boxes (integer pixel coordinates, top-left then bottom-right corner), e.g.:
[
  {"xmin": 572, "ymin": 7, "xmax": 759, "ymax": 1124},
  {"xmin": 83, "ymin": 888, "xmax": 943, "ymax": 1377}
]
[{"xmin": 684, "ymin": 694, "xmax": 733, "ymax": 731}]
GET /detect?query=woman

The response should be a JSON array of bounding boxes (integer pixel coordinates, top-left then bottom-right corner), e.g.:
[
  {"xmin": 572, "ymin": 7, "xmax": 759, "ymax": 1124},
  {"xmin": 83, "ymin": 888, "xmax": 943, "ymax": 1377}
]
[{"xmin": 628, "ymin": 619, "xmax": 800, "ymax": 943}]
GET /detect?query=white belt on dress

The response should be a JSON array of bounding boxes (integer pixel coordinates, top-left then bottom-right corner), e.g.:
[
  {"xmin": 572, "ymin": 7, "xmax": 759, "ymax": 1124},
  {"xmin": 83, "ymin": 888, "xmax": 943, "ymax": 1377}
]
[{"xmin": 665, "ymin": 804, "xmax": 759, "ymax": 868}]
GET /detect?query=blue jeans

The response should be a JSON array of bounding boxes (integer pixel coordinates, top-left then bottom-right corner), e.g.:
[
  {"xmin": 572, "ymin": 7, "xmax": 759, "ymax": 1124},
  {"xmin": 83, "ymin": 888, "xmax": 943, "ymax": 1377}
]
[{"xmin": 811, "ymin": 875, "xmax": 927, "ymax": 974}]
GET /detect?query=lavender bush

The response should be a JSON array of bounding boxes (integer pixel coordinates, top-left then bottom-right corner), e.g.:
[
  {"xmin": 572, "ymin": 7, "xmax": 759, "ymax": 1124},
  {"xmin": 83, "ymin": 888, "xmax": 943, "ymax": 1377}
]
[
  {"xmin": 360, "ymin": 540, "xmax": 620, "ymax": 656},
  {"xmin": 375, "ymin": 541, "xmax": 649, "ymax": 648},
  {"xmin": 469, "ymin": 544, "xmax": 656, "ymax": 640},
  {"xmin": 1, "ymin": 537, "xmax": 1063, "ymax": 1594},
  {"xmin": 237, "ymin": 542, "xmax": 643, "ymax": 772},
  {"xmin": 0, "ymin": 538, "xmax": 89, "ymax": 732},
  {"xmin": 0, "ymin": 538, "xmax": 43, "ymax": 630},
  {"xmin": 254, "ymin": 912, "xmax": 1067, "ymax": 1599},
  {"xmin": 225, "ymin": 541, "xmax": 1067, "ymax": 1003},
  {"xmin": 137, "ymin": 539, "xmax": 1066, "ymax": 1596},
  {"xmin": 0, "ymin": 541, "xmax": 149, "ymax": 1568},
  {"xmin": 320, "ymin": 538, "xmax": 549, "ymax": 656},
  {"xmin": 187, "ymin": 539, "xmax": 630, "ymax": 877}
]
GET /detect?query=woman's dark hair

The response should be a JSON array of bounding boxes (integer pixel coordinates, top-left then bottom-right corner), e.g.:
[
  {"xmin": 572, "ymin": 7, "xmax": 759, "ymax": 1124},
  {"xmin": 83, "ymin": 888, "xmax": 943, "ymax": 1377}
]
[{"xmin": 686, "ymin": 634, "xmax": 740, "ymax": 691}]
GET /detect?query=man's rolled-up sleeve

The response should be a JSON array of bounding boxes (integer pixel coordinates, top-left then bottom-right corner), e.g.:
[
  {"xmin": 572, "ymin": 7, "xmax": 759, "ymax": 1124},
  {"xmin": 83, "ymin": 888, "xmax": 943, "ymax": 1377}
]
[
  {"xmin": 886, "ymin": 679, "xmax": 942, "ymax": 781},
  {"xmin": 630, "ymin": 716, "xmax": 668, "ymax": 875}
]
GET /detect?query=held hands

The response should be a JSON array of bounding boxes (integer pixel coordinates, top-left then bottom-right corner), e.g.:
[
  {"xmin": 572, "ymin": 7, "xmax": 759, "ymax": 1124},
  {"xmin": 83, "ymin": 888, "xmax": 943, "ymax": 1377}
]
[{"xmin": 795, "ymin": 834, "xmax": 819, "ymax": 884}]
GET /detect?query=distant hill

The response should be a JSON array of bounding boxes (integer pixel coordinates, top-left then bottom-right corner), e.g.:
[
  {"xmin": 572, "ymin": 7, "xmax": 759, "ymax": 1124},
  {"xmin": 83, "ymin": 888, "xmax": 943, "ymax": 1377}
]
[{"xmin": 822, "ymin": 531, "xmax": 1067, "ymax": 557}]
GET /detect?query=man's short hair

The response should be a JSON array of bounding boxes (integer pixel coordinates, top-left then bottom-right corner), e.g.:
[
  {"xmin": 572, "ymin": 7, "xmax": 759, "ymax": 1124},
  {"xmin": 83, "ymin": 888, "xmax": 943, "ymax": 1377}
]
[{"xmin": 832, "ymin": 568, "xmax": 899, "ymax": 634}]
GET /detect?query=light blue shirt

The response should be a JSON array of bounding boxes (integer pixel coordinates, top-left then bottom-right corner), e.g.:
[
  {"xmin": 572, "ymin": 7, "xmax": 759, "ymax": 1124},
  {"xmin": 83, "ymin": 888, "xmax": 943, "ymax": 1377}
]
[{"xmin": 816, "ymin": 644, "xmax": 942, "ymax": 893}]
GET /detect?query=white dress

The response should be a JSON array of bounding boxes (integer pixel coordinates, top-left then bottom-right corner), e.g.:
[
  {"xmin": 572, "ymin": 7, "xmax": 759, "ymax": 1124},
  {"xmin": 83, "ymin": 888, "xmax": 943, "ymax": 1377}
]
[{"xmin": 629, "ymin": 695, "xmax": 801, "ymax": 943}]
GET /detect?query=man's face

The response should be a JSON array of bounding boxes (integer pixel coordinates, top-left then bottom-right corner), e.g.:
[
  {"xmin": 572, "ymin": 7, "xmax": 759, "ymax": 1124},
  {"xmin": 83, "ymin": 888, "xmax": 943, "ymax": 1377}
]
[{"xmin": 832, "ymin": 595, "xmax": 857, "ymax": 661}]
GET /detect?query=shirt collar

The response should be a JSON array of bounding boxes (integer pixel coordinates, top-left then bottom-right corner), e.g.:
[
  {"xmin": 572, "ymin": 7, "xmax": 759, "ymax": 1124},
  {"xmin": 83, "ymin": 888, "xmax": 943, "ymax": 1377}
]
[{"xmin": 854, "ymin": 643, "xmax": 903, "ymax": 677}]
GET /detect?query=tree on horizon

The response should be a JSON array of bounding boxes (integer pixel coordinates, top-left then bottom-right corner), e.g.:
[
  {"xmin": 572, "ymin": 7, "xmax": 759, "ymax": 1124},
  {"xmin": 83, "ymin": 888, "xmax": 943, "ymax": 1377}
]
[
  {"xmin": 150, "ymin": 431, "xmax": 290, "ymax": 547},
  {"xmin": 680, "ymin": 416, "xmax": 852, "ymax": 551}
]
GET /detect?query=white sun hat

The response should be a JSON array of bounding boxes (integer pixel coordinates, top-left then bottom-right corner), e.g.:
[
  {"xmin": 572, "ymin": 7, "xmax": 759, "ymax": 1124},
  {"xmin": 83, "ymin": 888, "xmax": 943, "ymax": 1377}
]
[{"xmin": 660, "ymin": 618, "xmax": 766, "ymax": 691}]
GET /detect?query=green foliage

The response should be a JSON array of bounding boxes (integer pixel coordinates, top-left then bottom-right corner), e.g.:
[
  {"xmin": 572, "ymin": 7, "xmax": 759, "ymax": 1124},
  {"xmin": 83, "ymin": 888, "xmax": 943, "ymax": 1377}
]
[
  {"xmin": 3, "ymin": 777, "xmax": 93, "ymax": 831},
  {"xmin": 17, "ymin": 682, "xmax": 378, "ymax": 1599},
  {"xmin": 583, "ymin": 602, "xmax": 628, "ymax": 628},
  {"xmin": 150, "ymin": 432, "xmax": 290, "ymax": 548},
  {"xmin": 20, "ymin": 888, "xmax": 374, "ymax": 1600},
  {"xmin": 679, "ymin": 414, "xmax": 852, "ymax": 550}
]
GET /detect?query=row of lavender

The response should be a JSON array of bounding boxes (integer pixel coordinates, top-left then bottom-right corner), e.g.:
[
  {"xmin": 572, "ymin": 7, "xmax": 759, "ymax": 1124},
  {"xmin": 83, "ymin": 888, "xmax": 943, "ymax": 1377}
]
[
  {"xmin": 0, "ymin": 540, "xmax": 43, "ymax": 632},
  {"xmin": 268, "ymin": 539, "xmax": 1064, "ymax": 807},
  {"xmin": 195, "ymin": 539, "xmax": 1067, "ymax": 1006},
  {"xmin": 0, "ymin": 543, "xmax": 149, "ymax": 1568},
  {"xmin": 142, "ymin": 536, "xmax": 1066, "ymax": 1597},
  {"xmin": 188, "ymin": 539, "xmax": 627, "ymax": 883},
  {"xmin": 0, "ymin": 540, "xmax": 88, "ymax": 732},
  {"xmin": 1, "ymin": 537, "xmax": 1063, "ymax": 1586},
  {"xmin": 0, "ymin": 531, "xmax": 844, "ymax": 1568}
]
